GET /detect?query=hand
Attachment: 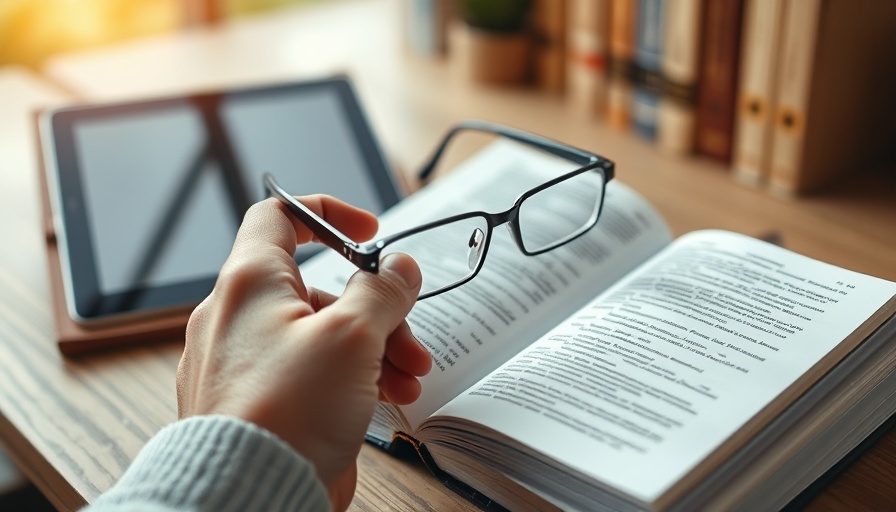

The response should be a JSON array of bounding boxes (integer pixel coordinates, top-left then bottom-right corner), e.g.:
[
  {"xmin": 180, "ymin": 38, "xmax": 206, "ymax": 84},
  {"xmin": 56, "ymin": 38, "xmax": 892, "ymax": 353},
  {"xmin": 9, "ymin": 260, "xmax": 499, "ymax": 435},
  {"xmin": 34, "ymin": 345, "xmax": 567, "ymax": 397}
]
[{"xmin": 176, "ymin": 196, "xmax": 431, "ymax": 510}]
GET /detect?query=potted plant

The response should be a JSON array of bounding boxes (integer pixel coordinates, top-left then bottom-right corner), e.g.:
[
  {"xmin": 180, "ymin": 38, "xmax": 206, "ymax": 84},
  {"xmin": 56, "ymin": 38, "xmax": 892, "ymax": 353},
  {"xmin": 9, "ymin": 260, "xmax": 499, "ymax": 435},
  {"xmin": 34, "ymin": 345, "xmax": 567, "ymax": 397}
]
[{"xmin": 454, "ymin": 0, "xmax": 533, "ymax": 85}]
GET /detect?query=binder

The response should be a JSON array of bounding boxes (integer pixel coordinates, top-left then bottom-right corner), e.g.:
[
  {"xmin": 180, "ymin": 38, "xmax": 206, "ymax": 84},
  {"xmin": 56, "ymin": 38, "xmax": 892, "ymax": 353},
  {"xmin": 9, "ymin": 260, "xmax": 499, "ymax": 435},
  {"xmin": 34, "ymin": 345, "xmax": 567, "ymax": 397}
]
[
  {"xmin": 566, "ymin": 0, "xmax": 610, "ymax": 116},
  {"xmin": 768, "ymin": 0, "xmax": 896, "ymax": 195},
  {"xmin": 730, "ymin": 0, "xmax": 786, "ymax": 186},
  {"xmin": 606, "ymin": 0, "xmax": 638, "ymax": 130},
  {"xmin": 694, "ymin": 0, "xmax": 744, "ymax": 164},
  {"xmin": 631, "ymin": 0, "xmax": 665, "ymax": 140},
  {"xmin": 532, "ymin": 0, "xmax": 568, "ymax": 93},
  {"xmin": 656, "ymin": 0, "xmax": 703, "ymax": 155}
]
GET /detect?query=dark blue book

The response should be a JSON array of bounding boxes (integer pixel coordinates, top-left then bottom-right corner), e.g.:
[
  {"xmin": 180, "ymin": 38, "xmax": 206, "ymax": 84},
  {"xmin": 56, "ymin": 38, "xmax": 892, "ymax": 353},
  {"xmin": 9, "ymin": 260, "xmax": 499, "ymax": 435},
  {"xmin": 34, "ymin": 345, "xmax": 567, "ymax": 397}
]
[{"xmin": 631, "ymin": 0, "xmax": 665, "ymax": 141}]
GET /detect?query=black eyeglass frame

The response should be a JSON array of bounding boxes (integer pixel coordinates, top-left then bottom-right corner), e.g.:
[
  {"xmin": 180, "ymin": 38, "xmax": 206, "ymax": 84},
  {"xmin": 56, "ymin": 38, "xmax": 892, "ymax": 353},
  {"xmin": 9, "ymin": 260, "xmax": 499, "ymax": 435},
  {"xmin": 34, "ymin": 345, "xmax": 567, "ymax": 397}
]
[{"xmin": 264, "ymin": 120, "xmax": 615, "ymax": 299}]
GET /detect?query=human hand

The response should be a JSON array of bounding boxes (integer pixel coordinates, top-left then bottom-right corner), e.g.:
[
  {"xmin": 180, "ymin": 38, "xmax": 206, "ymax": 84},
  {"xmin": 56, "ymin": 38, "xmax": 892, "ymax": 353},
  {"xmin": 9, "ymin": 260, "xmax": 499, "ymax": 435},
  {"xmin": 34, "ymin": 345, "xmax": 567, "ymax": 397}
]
[{"xmin": 176, "ymin": 196, "xmax": 431, "ymax": 510}]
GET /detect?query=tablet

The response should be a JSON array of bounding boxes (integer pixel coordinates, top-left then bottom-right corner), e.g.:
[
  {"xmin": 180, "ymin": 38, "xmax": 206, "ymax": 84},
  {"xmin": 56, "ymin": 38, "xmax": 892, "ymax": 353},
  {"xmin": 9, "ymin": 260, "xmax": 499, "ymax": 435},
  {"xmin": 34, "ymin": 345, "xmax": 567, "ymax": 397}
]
[{"xmin": 41, "ymin": 77, "xmax": 402, "ymax": 325}]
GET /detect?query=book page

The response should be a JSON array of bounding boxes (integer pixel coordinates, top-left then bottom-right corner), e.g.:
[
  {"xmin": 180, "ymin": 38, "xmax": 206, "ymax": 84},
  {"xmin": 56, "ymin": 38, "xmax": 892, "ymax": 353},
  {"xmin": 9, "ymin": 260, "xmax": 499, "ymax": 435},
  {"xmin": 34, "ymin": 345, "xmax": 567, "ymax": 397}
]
[
  {"xmin": 301, "ymin": 140, "xmax": 672, "ymax": 430},
  {"xmin": 427, "ymin": 230, "xmax": 896, "ymax": 505}
]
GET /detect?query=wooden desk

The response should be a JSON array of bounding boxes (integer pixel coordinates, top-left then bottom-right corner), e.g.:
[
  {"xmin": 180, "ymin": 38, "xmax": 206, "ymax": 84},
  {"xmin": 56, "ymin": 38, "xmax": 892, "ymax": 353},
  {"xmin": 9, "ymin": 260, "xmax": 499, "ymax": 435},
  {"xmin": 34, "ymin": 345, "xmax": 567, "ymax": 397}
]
[{"xmin": 0, "ymin": 0, "xmax": 893, "ymax": 510}]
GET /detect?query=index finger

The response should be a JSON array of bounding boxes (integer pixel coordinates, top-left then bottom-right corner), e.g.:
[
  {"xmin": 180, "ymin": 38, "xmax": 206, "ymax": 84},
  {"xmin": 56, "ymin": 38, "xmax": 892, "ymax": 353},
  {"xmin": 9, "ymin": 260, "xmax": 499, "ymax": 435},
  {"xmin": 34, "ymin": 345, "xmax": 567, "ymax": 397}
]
[{"xmin": 233, "ymin": 196, "xmax": 379, "ymax": 258}]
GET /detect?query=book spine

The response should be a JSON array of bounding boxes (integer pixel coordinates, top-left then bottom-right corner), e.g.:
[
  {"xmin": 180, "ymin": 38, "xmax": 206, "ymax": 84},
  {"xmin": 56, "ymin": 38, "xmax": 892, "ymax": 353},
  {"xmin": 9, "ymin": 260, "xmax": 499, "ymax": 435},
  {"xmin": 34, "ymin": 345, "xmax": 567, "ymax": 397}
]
[
  {"xmin": 773, "ymin": 1, "xmax": 896, "ymax": 194},
  {"xmin": 403, "ymin": 0, "xmax": 451, "ymax": 57},
  {"xmin": 607, "ymin": 0, "xmax": 638, "ymax": 130},
  {"xmin": 532, "ymin": 0, "xmax": 568, "ymax": 93},
  {"xmin": 767, "ymin": 0, "xmax": 822, "ymax": 195},
  {"xmin": 566, "ymin": 0, "xmax": 610, "ymax": 116},
  {"xmin": 631, "ymin": 0, "xmax": 665, "ymax": 140},
  {"xmin": 730, "ymin": 0, "xmax": 786, "ymax": 186},
  {"xmin": 694, "ymin": 0, "xmax": 744, "ymax": 163},
  {"xmin": 657, "ymin": 0, "xmax": 703, "ymax": 155}
]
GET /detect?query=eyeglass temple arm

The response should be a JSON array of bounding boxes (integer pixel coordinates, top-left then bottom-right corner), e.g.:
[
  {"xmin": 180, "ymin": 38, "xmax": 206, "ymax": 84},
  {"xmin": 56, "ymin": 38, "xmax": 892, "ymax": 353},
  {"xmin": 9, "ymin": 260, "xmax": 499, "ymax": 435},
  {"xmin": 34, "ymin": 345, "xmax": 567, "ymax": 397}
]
[
  {"xmin": 263, "ymin": 173, "xmax": 379, "ymax": 271},
  {"xmin": 416, "ymin": 119, "xmax": 600, "ymax": 182}
]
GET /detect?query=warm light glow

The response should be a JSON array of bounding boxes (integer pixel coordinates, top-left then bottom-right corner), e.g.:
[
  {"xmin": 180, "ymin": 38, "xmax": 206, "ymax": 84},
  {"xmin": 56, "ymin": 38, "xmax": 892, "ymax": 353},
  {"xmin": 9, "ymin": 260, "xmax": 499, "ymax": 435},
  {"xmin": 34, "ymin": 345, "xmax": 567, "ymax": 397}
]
[
  {"xmin": 0, "ymin": 0, "xmax": 179, "ymax": 70},
  {"xmin": 0, "ymin": 0, "xmax": 326, "ymax": 70}
]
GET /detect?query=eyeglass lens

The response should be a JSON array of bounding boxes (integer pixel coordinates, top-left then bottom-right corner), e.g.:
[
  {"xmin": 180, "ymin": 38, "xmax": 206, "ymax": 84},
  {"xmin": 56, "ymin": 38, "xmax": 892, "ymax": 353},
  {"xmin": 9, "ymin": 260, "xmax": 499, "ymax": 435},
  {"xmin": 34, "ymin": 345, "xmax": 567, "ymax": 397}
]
[
  {"xmin": 517, "ymin": 169, "xmax": 606, "ymax": 253},
  {"xmin": 380, "ymin": 215, "xmax": 491, "ymax": 298},
  {"xmin": 380, "ymin": 168, "xmax": 605, "ymax": 298}
]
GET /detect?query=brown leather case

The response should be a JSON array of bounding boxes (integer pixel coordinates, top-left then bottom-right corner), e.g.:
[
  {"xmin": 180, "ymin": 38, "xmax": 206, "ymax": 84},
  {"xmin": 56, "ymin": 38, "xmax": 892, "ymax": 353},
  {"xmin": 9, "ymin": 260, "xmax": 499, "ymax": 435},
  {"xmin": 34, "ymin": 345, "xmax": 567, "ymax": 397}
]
[{"xmin": 34, "ymin": 113, "xmax": 191, "ymax": 356}]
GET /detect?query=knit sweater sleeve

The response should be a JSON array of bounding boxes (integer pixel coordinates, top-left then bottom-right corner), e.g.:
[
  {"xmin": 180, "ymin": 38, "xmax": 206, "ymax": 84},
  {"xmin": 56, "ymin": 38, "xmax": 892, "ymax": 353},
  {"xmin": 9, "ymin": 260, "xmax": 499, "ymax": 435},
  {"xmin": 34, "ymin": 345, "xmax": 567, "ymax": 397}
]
[{"xmin": 82, "ymin": 415, "xmax": 331, "ymax": 512}]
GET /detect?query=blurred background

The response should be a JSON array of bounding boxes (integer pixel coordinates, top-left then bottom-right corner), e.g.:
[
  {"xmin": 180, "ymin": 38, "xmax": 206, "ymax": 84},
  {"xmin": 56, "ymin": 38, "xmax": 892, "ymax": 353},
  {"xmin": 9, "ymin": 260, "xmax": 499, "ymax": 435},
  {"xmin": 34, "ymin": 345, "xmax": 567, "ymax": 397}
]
[
  {"xmin": 3, "ymin": 0, "xmax": 894, "ymax": 193},
  {"xmin": 0, "ymin": 0, "xmax": 328, "ymax": 71}
]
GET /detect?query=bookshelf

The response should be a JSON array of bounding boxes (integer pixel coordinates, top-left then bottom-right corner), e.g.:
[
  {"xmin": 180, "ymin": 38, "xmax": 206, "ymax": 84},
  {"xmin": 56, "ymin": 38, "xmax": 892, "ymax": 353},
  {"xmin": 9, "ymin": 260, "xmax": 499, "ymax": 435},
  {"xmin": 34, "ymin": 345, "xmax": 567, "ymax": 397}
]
[
  {"xmin": 406, "ymin": 0, "xmax": 896, "ymax": 196},
  {"xmin": 342, "ymin": 50, "xmax": 896, "ymax": 285}
]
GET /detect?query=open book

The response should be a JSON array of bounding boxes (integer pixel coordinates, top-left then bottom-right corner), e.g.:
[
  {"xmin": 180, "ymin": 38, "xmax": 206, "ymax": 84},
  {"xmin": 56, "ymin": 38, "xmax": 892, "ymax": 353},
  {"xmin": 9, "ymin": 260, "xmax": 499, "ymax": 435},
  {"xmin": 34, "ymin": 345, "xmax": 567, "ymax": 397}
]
[{"xmin": 300, "ymin": 141, "xmax": 896, "ymax": 511}]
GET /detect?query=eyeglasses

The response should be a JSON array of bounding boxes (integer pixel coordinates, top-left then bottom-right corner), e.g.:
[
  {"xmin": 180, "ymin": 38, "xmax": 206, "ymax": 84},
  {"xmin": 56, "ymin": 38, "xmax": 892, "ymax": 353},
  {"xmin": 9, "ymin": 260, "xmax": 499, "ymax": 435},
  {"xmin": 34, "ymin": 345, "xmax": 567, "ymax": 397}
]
[{"xmin": 265, "ymin": 120, "xmax": 614, "ymax": 300}]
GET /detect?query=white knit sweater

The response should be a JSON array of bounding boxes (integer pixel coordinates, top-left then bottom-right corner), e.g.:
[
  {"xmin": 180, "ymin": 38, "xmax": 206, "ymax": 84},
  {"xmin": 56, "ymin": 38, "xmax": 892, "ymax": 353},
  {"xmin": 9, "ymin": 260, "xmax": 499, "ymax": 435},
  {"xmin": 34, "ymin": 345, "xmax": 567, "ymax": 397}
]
[{"xmin": 84, "ymin": 415, "xmax": 330, "ymax": 511}]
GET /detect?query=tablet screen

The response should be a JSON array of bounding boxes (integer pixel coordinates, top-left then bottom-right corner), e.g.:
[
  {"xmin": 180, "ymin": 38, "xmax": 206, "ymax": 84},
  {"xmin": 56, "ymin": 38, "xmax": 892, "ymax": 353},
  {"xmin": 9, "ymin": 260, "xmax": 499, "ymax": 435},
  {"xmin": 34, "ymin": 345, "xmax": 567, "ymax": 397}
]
[{"xmin": 45, "ymin": 78, "xmax": 401, "ymax": 323}]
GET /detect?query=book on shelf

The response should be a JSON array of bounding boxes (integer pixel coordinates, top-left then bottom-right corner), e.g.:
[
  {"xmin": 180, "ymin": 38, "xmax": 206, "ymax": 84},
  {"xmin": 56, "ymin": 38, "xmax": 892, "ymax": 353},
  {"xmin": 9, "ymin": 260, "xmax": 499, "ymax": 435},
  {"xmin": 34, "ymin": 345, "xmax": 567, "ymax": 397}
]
[
  {"xmin": 301, "ymin": 140, "xmax": 896, "ymax": 512},
  {"xmin": 631, "ymin": 0, "xmax": 665, "ymax": 141},
  {"xmin": 402, "ymin": 0, "xmax": 453, "ymax": 57},
  {"xmin": 565, "ymin": 0, "xmax": 610, "ymax": 116},
  {"xmin": 606, "ymin": 0, "xmax": 638, "ymax": 130},
  {"xmin": 767, "ymin": 0, "xmax": 896, "ymax": 195},
  {"xmin": 694, "ymin": 0, "xmax": 743, "ymax": 164},
  {"xmin": 730, "ymin": 0, "xmax": 785, "ymax": 186},
  {"xmin": 532, "ymin": 0, "xmax": 568, "ymax": 93},
  {"xmin": 656, "ymin": 0, "xmax": 703, "ymax": 155}
]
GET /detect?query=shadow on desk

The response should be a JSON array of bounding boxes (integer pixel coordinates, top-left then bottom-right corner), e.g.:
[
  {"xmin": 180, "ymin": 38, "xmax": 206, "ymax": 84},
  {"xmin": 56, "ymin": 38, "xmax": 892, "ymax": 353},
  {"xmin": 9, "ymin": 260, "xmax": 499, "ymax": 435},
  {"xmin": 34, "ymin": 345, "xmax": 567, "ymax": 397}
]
[{"xmin": 0, "ymin": 484, "xmax": 55, "ymax": 511}]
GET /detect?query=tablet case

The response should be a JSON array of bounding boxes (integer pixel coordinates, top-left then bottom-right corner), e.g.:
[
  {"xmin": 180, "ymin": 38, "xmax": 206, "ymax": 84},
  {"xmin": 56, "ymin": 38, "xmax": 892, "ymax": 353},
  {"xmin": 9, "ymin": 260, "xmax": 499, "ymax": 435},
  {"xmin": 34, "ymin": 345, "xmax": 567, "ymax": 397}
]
[{"xmin": 34, "ymin": 113, "xmax": 192, "ymax": 356}]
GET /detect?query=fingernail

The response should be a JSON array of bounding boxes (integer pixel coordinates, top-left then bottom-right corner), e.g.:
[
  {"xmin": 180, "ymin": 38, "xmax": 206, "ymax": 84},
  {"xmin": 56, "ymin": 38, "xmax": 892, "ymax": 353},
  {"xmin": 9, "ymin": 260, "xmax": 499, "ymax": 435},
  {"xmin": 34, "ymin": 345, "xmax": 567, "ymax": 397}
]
[{"xmin": 380, "ymin": 253, "xmax": 422, "ymax": 289}]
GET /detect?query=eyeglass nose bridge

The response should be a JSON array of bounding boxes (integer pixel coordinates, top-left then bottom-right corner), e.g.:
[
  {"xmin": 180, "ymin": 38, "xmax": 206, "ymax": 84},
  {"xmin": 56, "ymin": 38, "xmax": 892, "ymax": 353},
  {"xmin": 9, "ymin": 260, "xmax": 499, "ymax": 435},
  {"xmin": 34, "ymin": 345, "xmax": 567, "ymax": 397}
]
[{"xmin": 482, "ymin": 203, "xmax": 529, "ymax": 255}]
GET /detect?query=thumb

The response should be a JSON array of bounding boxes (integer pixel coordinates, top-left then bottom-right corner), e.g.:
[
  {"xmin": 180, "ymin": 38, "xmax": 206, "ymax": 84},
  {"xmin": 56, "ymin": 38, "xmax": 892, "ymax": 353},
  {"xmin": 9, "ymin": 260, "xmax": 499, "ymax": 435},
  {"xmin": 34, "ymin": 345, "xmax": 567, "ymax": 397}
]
[{"xmin": 332, "ymin": 253, "xmax": 421, "ymax": 338}]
